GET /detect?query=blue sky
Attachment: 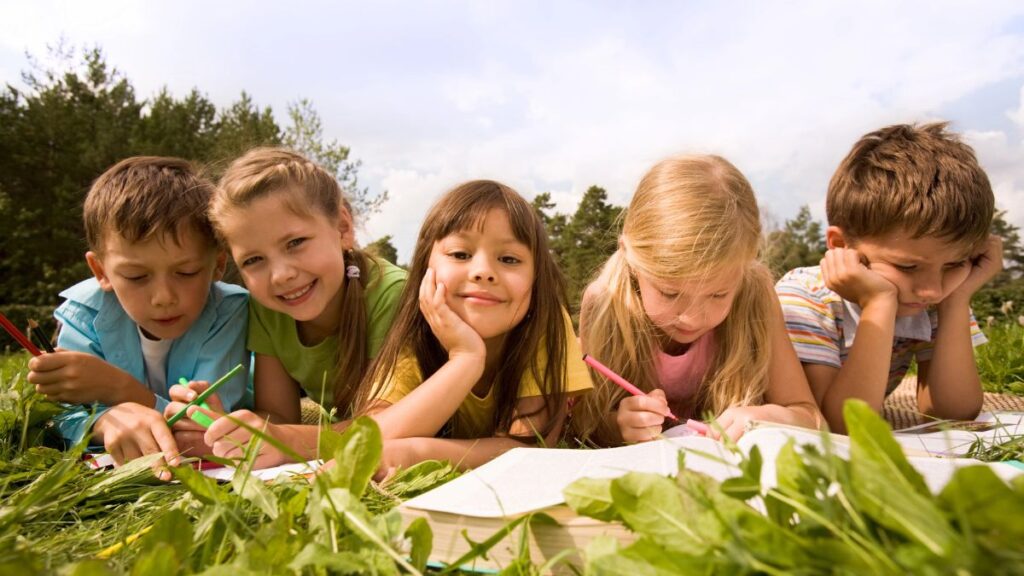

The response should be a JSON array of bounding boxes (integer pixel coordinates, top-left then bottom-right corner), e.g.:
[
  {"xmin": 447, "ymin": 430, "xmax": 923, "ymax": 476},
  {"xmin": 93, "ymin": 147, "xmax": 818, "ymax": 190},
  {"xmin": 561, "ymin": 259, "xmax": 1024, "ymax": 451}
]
[{"xmin": 3, "ymin": 1, "xmax": 1024, "ymax": 261}]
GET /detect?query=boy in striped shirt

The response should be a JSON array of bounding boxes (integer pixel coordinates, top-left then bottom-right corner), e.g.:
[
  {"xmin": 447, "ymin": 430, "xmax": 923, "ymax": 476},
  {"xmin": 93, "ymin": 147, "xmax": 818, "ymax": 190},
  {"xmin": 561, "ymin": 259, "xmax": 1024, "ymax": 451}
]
[{"xmin": 775, "ymin": 123, "xmax": 1001, "ymax": 433}]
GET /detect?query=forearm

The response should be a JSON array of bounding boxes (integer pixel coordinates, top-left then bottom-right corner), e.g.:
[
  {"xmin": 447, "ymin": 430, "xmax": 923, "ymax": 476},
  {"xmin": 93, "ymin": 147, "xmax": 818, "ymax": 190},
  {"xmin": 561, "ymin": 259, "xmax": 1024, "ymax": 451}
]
[
  {"xmin": 820, "ymin": 301, "xmax": 897, "ymax": 433},
  {"xmin": 923, "ymin": 297, "xmax": 983, "ymax": 419},
  {"xmin": 401, "ymin": 436, "xmax": 534, "ymax": 470},
  {"xmin": 373, "ymin": 354, "xmax": 483, "ymax": 439}
]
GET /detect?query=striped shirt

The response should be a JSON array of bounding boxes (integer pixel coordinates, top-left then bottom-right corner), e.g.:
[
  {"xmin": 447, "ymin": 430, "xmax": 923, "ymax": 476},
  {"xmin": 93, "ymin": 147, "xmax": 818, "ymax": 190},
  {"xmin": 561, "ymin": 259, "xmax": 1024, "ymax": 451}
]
[{"xmin": 775, "ymin": 266, "xmax": 986, "ymax": 396}]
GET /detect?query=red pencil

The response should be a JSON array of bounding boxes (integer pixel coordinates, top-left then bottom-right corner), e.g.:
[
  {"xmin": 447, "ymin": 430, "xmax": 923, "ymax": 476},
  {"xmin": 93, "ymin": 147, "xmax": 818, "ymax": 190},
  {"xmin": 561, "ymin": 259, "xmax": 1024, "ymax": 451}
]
[
  {"xmin": 582, "ymin": 353, "xmax": 680, "ymax": 422},
  {"xmin": 0, "ymin": 312, "xmax": 42, "ymax": 356}
]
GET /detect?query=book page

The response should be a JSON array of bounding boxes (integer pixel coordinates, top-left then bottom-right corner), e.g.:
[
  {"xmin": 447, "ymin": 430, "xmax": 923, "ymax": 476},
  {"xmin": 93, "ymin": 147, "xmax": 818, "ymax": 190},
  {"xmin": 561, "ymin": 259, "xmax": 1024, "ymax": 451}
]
[
  {"xmin": 403, "ymin": 439, "xmax": 734, "ymax": 518},
  {"xmin": 893, "ymin": 412, "xmax": 1024, "ymax": 457},
  {"xmin": 201, "ymin": 460, "xmax": 322, "ymax": 482}
]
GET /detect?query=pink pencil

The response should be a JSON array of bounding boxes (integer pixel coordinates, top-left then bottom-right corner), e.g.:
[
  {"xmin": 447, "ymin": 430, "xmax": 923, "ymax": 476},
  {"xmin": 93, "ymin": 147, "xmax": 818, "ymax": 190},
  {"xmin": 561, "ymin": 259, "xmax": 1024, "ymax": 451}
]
[{"xmin": 582, "ymin": 354, "xmax": 680, "ymax": 422}]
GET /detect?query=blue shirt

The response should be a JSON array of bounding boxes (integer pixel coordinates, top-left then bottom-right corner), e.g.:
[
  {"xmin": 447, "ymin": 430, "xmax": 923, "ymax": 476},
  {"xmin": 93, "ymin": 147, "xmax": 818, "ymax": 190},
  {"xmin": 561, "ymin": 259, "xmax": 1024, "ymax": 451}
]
[{"xmin": 51, "ymin": 278, "xmax": 252, "ymax": 445}]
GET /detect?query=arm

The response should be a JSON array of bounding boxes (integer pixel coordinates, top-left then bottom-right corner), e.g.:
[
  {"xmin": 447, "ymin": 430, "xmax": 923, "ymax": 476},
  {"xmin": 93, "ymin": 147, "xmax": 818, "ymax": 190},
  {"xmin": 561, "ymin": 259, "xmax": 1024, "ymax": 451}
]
[
  {"xmin": 377, "ymin": 395, "xmax": 563, "ymax": 475},
  {"xmin": 253, "ymin": 353, "xmax": 303, "ymax": 424},
  {"xmin": 810, "ymin": 248, "xmax": 899, "ymax": 434},
  {"xmin": 915, "ymin": 235, "xmax": 1002, "ymax": 420},
  {"xmin": 715, "ymin": 299, "xmax": 823, "ymax": 439},
  {"xmin": 371, "ymin": 268, "xmax": 486, "ymax": 440}
]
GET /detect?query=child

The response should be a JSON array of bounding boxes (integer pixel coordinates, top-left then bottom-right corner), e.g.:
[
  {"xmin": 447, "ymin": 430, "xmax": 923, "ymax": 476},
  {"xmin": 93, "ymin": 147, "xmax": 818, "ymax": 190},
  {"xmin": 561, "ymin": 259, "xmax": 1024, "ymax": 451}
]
[
  {"xmin": 169, "ymin": 148, "xmax": 406, "ymax": 466},
  {"xmin": 362, "ymin": 180, "xmax": 593, "ymax": 476},
  {"xmin": 26, "ymin": 157, "xmax": 250, "ymax": 473},
  {"xmin": 571, "ymin": 155, "xmax": 821, "ymax": 445},
  {"xmin": 775, "ymin": 123, "xmax": 1001, "ymax": 433}
]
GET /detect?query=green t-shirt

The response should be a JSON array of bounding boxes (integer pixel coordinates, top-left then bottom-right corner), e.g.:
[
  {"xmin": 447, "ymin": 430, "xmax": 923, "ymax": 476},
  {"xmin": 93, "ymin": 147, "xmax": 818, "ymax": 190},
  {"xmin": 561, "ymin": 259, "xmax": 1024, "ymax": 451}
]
[{"xmin": 248, "ymin": 257, "xmax": 407, "ymax": 409}]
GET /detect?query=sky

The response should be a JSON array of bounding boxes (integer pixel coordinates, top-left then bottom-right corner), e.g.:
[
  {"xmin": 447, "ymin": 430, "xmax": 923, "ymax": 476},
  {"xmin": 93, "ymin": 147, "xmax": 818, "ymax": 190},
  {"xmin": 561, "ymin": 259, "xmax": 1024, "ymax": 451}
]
[{"xmin": 2, "ymin": 1, "xmax": 1024, "ymax": 261}]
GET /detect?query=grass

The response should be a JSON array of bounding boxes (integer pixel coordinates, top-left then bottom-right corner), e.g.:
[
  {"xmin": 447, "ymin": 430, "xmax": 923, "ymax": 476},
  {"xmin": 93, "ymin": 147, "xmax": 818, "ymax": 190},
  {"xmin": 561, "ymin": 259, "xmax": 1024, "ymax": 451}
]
[{"xmin": 977, "ymin": 320, "xmax": 1024, "ymax": 395}]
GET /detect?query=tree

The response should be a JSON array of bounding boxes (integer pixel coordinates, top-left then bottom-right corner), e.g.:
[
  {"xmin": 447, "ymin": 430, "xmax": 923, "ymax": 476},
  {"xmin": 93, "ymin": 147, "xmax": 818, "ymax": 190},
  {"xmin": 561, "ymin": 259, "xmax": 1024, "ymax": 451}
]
[
  {"xmin": 209, "ymin": 91, "xmax": 281, "ymax": 167},
  {"xmin": 764, "ymin": 205, "xmax": 826, "ymax": 279},
  {"xmin": 531, "ymin": 191, "xmax": 568, "ymax": 264},
  {"xmin": 559, "ymin": 186, "xmax": 623, "ymax": 310},
  {"xmin": 365, "ymin": 235, "xmax": 399, "ymax": 266},
  {"xmin": 134, "ymin": 88, "xmax": 218, "ymax": 160},
  {"xmin": 283, "ymin": 99, "xmax": 387, "ymax": 218}
]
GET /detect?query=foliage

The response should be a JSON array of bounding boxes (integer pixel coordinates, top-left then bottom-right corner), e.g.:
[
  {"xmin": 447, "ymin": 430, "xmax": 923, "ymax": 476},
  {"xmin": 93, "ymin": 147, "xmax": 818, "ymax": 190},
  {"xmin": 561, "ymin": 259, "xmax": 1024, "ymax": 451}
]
[
  {"xmin": 0, "ymin": 45, "xmax": 381, "ymax": 308},
  {"xmin": 567, "ymin": 400, "xmax": 1024, "ymax": 574},
  {"xmin": 764, "ymin": 205, "xmax": 825, "ymax": 279},
  {"xmin": 365, "ymin": 235, "xmax": 400, "ymax": 266},
  {"xmin": 976, "ymin": 320, "xmax": 1024, "ymax": 395}
]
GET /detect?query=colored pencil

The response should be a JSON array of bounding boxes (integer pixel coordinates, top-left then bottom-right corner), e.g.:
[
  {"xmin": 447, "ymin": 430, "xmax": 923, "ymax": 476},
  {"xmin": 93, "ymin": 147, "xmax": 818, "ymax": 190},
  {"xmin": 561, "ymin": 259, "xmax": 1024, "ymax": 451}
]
[
  {"xmin": 0, "ymin": 312, "xmax": 42, "ymax": 356},
  {"xmin": 166, "ymin": 364, "xmax": 244, "ymax": 426},
  {"xmin": 27, "ymin": 319, "xmax": 55, "ymax": 353},
  {"xmin": 582, "ymin": 353, "xmax": 680, "ymax": 422}
]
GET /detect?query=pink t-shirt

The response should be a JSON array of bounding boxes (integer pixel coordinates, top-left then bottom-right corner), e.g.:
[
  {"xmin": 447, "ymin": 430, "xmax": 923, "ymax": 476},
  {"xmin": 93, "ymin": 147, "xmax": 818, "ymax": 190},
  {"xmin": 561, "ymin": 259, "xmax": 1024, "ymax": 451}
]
[{"xmin": 655, "ymin": 331, "xmax": 715, "ymax": 420}]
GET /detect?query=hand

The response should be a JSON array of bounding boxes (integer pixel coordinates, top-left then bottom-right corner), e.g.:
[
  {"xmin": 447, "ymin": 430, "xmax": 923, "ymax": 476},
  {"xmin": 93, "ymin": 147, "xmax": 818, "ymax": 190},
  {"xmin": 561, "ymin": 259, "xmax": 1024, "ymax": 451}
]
[
  {"xmin": 202, "ymin": 409, "xmax": 292, "ymax": 469},
  {"xmin": 93, "ymin": 403, "xmax": 179, "ymax": 481},
  {"xmin": 373, "ymin": 438, "xmax": 423, "ymax": 482},
  {"xmin": 164, "ymin": 381, "xmax": 228, "ymax": 458},
  {"xmin": 711, "ymin": 404, "xmax": 798, "ymax": 442},
  {"xmin": 948, "ymin": 234, "xmax": 1004, "ymax": 302},
  {"xmin": 820, "ymin": 248, "xmax": 899, "ymax": 310},
  {"xmin": 28, "ymin": 350, "xmax": 152, "ymax": 405},
  {"xmin": 419, "ymin": 268, "xmax": 485, "ymax": 360},
  {"xmin": 616, "ymin": 389, "xmax": 671, "ymax": 444}
]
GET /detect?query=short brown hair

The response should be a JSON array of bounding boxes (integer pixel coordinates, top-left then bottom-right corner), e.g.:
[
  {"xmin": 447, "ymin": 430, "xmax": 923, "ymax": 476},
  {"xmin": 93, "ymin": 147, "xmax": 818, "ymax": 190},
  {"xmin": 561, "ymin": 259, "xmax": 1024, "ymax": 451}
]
[
  {"xmin": 84, "ymin": 156, "xmax": 217, "ymax": 253},
  {"xmin": 827, "ymin": 122, "xmax": 993, "ymax": 247}
]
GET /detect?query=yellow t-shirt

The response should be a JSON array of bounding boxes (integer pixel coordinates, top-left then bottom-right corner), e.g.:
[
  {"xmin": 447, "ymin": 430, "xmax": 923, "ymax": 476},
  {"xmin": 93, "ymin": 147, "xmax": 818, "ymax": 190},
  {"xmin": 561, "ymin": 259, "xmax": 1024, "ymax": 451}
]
[{"xmin": 377, "ymin": 311, "xmax": 592, "ymax": 438}]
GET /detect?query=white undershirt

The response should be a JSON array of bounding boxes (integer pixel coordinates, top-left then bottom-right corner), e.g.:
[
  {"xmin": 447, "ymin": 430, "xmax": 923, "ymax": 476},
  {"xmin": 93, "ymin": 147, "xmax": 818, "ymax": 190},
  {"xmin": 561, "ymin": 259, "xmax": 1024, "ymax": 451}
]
[{"xmin": 138, "ymin": 326, "xmax": 173, "ymax": 390}]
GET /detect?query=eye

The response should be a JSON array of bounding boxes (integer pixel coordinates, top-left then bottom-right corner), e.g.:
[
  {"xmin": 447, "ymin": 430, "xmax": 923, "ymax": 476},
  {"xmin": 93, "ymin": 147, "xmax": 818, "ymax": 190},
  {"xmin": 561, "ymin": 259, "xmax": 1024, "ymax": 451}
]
[
  {"xmin": 240, "ymin": 255, "xmax": 263, "ymax": 268},
  {"xmin": 286, "ymin": 237, "xmax": 307, "ymax": 250},
  {"xmin": 893, "ymin": 264, "xmax": 916, "ymax": 272},
  {"xmin": 659, "ymin": 290, "xmax": 679, "ymax": 299},
  {"xmin": 711, "ymin": 291, "xmax": 729, "ymax": 299},
  {"xmin": 122, "ymin": 274, "xmax": 148, "ymax": 282},
  {"xmin": 945, "ymin": 260, "xmax": 968, "ymax": 270},
  {"xmin": 177, "ymin": 269, "xmax": 201, "ymax": 278},
  {"xmin": 499, "ymin": 255, "xmax": 521, "ymax": 265},
  {"xmin": 448, "ymin": 250, "xmax": 471, "ymax": 261}
]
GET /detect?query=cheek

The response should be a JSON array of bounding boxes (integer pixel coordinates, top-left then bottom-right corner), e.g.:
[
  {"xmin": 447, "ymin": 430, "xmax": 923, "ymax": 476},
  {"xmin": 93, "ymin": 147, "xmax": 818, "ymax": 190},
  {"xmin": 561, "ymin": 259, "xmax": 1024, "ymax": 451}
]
[{"xmin": 945, "ymin": 266, "xmax": 972, "ymax": 291}]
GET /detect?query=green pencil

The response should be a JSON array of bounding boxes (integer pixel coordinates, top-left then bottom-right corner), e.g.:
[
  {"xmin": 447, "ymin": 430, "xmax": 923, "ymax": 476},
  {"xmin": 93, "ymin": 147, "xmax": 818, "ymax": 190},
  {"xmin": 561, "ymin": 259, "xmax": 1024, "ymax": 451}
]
[{"xmin": 166, "ymin": 363, "xmax": 244, "ymax": 426}]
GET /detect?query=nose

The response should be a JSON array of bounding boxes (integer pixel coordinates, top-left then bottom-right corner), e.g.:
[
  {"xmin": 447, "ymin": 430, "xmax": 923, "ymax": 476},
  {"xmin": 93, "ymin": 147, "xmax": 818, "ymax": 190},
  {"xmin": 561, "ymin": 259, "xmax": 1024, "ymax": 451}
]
[
  {"xmin": 471, "ymin": 256, "xmax": 496, "ymax": 283},
  {"xmin": 913, "ymin": 272, "xmax": 943, "ymax": 303},
  {"xmin": 675, "ymin": 304, "xmax": 704, "ymax": 329},
  {"xmin": 151, "ymin": 278, "xmax": 177, "ymax": 307},
  {"xmin": 271, "ymin": 260, "xmax": 297, "ymax": 285}
]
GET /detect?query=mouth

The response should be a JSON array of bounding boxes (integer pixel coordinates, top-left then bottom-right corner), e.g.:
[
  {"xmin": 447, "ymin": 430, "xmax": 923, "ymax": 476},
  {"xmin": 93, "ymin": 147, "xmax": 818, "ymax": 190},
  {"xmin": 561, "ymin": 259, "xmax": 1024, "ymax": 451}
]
[
  {"xmin": 153, "ymin": 315, "xmax": 182, "ymax": 326},
  {"xmin": 278, "ymin": 280, "xmax": 316, "ymax": 305},
  {"xmin": 460, "ymin": 291, "xmax": 505, "ymax": 305}
]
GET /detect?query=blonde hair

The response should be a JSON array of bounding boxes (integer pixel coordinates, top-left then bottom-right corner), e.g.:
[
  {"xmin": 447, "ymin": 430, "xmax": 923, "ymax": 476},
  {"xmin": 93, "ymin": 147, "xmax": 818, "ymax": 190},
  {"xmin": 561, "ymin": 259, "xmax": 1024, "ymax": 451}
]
[
  {"xmin": 360, "ymin": 180, "xmax": 570, "ymax": 440},
  {"xmin": 84, "ymin": 156, "xmax": 217, "ymax": 253},
  {"xmin": 211, "ymin": 147, "xmax": 377, "ymax": 415},
  {"xmin": 571, "ymin": 155, "xmax": 776, "ymax": 443},
  {"xmin": 828, "ymin": 122, "xmax": 993, "ymax": 246}
]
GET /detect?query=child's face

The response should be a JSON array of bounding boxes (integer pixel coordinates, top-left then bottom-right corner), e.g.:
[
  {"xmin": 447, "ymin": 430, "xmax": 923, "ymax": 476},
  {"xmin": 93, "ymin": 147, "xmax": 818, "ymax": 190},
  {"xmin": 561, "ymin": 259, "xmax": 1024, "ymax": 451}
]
[
  {"xmin": 86, "ymin": 229, "xmax": 225, "ymax": 340},
  {"xmin": 635, "ymin": 266, "xmax": 743, "ymax": 348},
  {"xmin": 428, "ymin": 209, "xmax": 535, "ymax": 342},
  {"xmin": 834, "ymin": 228, "xmax": 974, "ymax": 317},
  {"xmin": 218, "ymin": 194, "xmax": 349, "ymax": 328}
]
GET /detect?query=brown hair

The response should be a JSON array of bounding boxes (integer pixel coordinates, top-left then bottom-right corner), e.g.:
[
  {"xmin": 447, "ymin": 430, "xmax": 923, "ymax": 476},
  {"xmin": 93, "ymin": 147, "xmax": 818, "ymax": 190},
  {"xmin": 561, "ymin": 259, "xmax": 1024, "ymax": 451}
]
[
  {"xmin": 84, "ymin": 156, "xmax": 217, "ymax": 253},
  {"xmin": 571, "ymin": 155, "xmax": 775, "ymax": 443},
  {"xmin": 361, "ymin": 180, "xmax": 570, "ymax": 440},
  {"xmin": 212, "ymin": 147, "xmax": 374, "ymax": 415},
  {"xmin": 827, "ymin": 122, "xmax": 994, "ymax": 247}
]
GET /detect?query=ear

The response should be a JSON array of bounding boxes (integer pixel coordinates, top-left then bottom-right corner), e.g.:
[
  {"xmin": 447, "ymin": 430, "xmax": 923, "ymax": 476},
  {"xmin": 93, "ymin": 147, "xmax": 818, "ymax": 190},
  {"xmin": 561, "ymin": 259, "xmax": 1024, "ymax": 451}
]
[
  {"xmin": 337, "ymin": 204, "xmax": 357, "ymax": 250},
  {"xmin": 825, "ymin": 226, "xmax": 848, "ymax": 250},
  {"xmin": 212, "ymin": 250, "xmax": 228, "ymax": 282},
  {"xmin": 85, "ymin": 251, "xmax": 114, "ymax": 292}
]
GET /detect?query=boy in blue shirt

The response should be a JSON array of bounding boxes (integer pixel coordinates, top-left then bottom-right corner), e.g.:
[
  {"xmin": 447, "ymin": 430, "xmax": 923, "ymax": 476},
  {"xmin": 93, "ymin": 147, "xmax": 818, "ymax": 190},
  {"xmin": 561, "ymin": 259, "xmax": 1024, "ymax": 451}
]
[{"xmin": 27, "ymin": 157, "xmax": 250, "ymax": 475}]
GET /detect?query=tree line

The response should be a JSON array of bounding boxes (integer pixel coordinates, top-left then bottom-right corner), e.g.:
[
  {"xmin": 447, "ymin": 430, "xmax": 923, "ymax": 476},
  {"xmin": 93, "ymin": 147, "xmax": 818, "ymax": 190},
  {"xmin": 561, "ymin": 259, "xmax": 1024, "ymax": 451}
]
[{"xmin": 2, "ymin": 46, "xmax": 1021, "ymax": 334}]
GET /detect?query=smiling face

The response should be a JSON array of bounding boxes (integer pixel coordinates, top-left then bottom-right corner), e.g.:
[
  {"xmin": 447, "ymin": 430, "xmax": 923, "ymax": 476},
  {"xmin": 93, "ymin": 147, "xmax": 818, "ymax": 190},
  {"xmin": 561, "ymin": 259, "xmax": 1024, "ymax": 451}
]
[
  {"xmin": 87, "ymin": 228, "xmax": 225, "ymax": 340},
  {"xmin": 427, "ymin": 208, "xmax": 535, "ymax": 342},
  {"xmin": 831, "ymin": 227, "xmax": 975, "ymax": 317},
  {"xmin": 635, "ymin": 266, "xmax": 743, "ymax": 349},
  {"xmin": 218, "ymin": 193, "xmax": 348, "ymax": 332}
]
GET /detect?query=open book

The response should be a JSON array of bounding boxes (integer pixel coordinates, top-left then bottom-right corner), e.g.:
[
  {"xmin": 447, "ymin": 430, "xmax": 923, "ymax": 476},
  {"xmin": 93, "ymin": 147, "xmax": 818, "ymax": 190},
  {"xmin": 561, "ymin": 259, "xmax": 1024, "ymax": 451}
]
[
  {"xmin": 84, "ymin": 453, "xmax": 322, "ymax": 481},
  {"xmin": 891, "ymin": 411, "xmax": 1024, "ymax": 457},
  {"xmin": 399, "ymin": 421, "xmax": 1023, "ymax": 572}
]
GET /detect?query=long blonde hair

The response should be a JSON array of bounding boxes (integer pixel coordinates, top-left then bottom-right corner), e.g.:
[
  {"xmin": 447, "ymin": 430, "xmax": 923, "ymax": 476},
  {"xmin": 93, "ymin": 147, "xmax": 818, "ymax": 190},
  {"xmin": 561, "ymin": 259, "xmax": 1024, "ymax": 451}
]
[
  {"xmin": 572, "ymin": 155, "xmax": 776, "ymax": 442},
  {"xmin": 211, "ymin": 147, "xmax": 377, "ymax": 415}
]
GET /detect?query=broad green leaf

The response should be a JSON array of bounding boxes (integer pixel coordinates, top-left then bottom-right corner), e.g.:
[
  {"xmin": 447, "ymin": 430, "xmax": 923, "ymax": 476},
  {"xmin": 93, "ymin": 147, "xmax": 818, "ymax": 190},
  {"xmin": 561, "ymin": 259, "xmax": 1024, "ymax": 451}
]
[
  {"xmin": 57, "ymin": 561, "xmax": 117, "ymax": 576},
  {"xmin": 845, "ymin": 400, "xmax": 958, "ymax": 556},
  {"xmin": 404, "ymin": 516, "xmax": 432, "ymax": 572},
  {"xmin": 171, "ymin": 463, "xmax": 230, "ymax": 505},
  {"xmin": 609, "ymin": 472, "xmax": 708, "ymax": 555},
  {"xmin": 939, "ymin": 465, "xmax": 1024, "ymax": 552},
  {"xmin": 721, "ymin": 443, "xmax": 761, "ymax": 501},
  {"xmin": 587, "ymin": 537, "xmax": 709, "ymax": 575},
  {"xmin": 321, "ymin": 416, "xmax": 382, "ymax": 497},
  {"xmin": 130, "ymin": 542, "xmax": 180, "ymax": 576},
  {"xmin": 135, "ymin": 509, "xmax": 193, "ymax": 566},
  {"xmin": 564, "ymin": 476, "xmax": 621, "ymax": 522},
  {"xmin": 287, "ymin": 543, "xmax": 377, "ymax": 573},
  {"xmin": 231, "ymin": 467, "xmax": 279, "ymax": 519}
]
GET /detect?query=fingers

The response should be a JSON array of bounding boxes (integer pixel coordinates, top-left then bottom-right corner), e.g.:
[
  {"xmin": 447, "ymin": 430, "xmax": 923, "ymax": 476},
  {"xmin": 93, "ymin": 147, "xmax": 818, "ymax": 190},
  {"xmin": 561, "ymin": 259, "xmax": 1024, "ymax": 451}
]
[
  {"xmin": 205, "ymin": 410, "xmax": 263, "ymax": 460},
  {"xmin": 617, "ymin": 395, "xmax": 668, "ymax": 443}
]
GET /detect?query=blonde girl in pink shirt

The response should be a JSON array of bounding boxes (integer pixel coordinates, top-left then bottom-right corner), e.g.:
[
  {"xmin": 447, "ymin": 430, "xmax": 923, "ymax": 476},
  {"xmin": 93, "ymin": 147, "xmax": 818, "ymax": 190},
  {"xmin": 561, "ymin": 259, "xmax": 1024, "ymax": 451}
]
[{"xmin": 572, "ymin": 155, "xmax": 821, "ymax": 445}]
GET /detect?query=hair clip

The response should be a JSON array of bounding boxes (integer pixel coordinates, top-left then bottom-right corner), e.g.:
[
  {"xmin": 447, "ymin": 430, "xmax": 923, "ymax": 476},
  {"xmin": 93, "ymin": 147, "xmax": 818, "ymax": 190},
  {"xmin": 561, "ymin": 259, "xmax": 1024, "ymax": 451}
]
[{"xmin": 346, "ymin": 265, "xmax": 360, "ymax": 279}]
